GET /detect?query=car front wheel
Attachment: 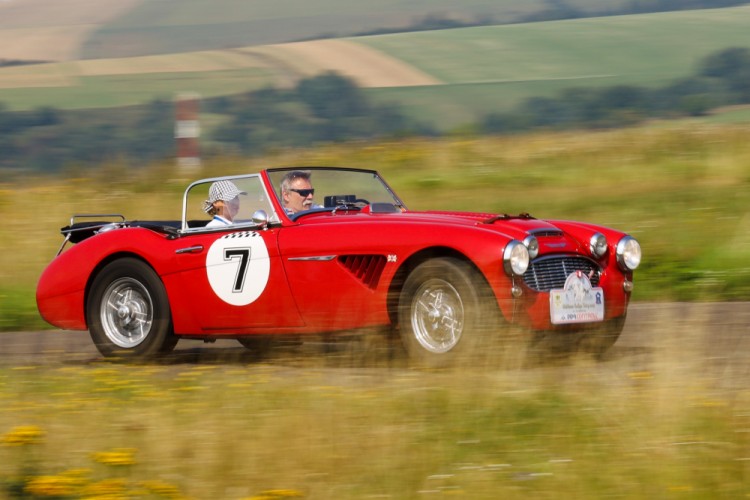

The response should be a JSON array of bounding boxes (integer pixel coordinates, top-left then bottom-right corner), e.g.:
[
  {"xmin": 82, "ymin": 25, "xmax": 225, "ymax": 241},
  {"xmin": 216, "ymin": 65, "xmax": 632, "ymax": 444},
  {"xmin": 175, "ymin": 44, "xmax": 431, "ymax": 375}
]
[
  {"xmin": 579, "ymin": 315, "xmax": 627, "ymax": 358},
  {"xmin": 398, "ymin": 257, "xmax": 499, "ymax": 366},
  {"xmin": 87, "ymin": 258, "xmax": 177, "ymax": 358}
]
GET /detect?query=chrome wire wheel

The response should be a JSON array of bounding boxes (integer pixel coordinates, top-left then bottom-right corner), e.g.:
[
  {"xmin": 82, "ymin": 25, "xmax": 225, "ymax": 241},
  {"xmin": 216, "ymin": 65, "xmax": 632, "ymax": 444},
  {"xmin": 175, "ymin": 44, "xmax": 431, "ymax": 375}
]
[
  {"xmin": 410, "ymin": 278, "xmax": 465, "ymax": 354},
  {"xmin": 99, "ymin": 277, "xmax": 154, "ymax": 349},
  {"xmin": 88, "ymin": 258, "xmax": 176, "ymax": 358},
  {"xmin": 399, "ymin": 257, "xmax": 500, "ymax": 366}
]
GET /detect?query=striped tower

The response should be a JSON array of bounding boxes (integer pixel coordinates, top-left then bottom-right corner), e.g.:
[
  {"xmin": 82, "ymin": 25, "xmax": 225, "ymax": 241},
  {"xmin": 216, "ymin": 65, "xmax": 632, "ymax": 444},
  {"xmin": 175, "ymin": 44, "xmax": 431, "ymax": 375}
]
[{"xmin": 175, "ymin": 92, "xmax": 201, "ymax": 170}]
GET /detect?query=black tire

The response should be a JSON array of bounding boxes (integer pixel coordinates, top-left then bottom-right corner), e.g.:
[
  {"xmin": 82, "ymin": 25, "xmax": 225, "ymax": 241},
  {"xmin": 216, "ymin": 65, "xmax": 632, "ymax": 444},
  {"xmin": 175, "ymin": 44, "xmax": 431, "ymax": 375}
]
[
  {"xmin": 397, "ymin": 257, "xmax": 499, "ymax": 367},
  {"xmin": 237, "ymin": 336, "xmax": 273, "ymax": 359},
  {"xmin": 579, "ymin": 315, "xmax": 627, "ymax": 359},
  {"xmin": 87, "ymin": 258, "xmax": 177, "ymax": 358}
]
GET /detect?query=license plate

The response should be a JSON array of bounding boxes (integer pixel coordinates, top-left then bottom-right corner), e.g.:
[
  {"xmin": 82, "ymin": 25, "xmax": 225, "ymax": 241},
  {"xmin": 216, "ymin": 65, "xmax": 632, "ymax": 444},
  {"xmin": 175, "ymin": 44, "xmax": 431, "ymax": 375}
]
[{"xmin": 550, "ymin": 270, "xmax": 604, "ymax": 325}]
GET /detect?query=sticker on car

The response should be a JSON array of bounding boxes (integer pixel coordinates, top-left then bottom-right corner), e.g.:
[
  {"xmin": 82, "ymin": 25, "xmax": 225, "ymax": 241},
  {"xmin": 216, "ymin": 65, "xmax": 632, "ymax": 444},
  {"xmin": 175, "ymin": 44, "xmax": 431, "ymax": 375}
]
[
  {"xmin": 206, "ymin": 231, "xmax": 270, "ymax": 306},
  {"xmin": 549, "ymin": 270, "xmax": 604, "ymax": 324}
]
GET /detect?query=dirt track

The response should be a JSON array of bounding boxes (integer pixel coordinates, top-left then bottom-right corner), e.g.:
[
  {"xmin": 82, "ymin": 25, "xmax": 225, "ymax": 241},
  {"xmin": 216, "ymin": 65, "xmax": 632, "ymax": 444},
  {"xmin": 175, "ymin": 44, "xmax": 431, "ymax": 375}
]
[{"xmin": 2, "ymin": 303, "xmax": 749, "ymax": 379}]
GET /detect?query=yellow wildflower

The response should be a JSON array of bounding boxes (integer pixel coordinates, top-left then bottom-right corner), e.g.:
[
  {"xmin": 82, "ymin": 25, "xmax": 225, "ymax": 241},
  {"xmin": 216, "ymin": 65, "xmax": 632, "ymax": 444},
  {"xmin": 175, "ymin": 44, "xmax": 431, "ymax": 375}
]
[
  {"xmin": 1, "ymin": 425, "xmax": 45, "ymax": 446},
  {"xmin": 246, "ymin": 489, "xmax": 305, "ymax": 499},
  {"xmin": 25, "ymin": 475, "xmax": 79, "ymax": 497},
  {"xmin": 91, "ymin": 448, "xmax": 137, "ymax": 466},
  {"xmin": 139, "ymin": 479, "xmax": 183, "ymax": 498},
  {"xmin": 81, "ymin": 478, "xmax": 128, "ymax": 497}
]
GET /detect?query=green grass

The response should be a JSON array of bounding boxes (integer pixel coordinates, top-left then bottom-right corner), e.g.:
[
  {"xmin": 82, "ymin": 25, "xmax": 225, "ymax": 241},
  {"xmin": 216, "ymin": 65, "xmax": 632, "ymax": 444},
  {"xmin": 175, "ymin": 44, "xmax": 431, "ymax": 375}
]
[
  {"xmin": 367, "ymin": 77, "xmax": 627, "ymax": 129},
  {"xmin": 0, "ymin": 288, "xmax": 47, "ymax": 333},
  {"xmin": 361, "ymin": 6, "xmax": 750, "ymax": 127},
  {"xmin": 0, "ymin": 69, "xmax": 273, "ymax": 111},
  {"xmin": 1, "ymin": 324, "xmax": 749, "ymax": 498}
]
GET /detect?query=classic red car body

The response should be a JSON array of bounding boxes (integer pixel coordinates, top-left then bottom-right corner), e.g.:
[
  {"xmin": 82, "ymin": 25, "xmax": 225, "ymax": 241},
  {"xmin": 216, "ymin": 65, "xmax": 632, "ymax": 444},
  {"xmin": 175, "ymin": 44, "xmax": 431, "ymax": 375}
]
[{"xmin": 37, "ymin": 167, "xmax": 640, "ymax": 360}]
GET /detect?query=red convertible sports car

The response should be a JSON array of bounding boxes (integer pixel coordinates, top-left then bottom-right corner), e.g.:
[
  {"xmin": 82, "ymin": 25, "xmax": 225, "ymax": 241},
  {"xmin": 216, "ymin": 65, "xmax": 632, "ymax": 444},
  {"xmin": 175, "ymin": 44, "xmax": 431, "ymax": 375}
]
[{"xmin": 37, "ymin": 167, "xmax": 641, "ymax": 363}]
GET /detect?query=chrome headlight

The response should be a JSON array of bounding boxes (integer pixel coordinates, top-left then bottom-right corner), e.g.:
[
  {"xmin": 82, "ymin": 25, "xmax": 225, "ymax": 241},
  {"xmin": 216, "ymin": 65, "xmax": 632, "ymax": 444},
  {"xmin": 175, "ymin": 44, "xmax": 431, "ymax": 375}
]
[
  {"xmin": 522, "ymin": 235, "xmax": 539, "ymax": 259},
  {"xmin": 590, "ymin": 232, "xmax": 608, "ymax": 258},
  {"xmin": 616, "ymin": 236, "xmax": 642, "ymax": 271},
  {"xmin": 503, "ymin": 240, "xmax": 530, "ymax": 276}
]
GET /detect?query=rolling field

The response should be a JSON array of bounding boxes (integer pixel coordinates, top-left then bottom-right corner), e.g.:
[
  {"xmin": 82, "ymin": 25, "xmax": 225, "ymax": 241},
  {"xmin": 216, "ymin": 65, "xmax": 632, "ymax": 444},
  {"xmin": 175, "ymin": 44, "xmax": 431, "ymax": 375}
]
[
  {"xmin": 78, "ymin": 0, "xmax": 641, "ymax": 59},
  {"xmin": 0, "ymin": 0, "xmax": 637, "ymax": 62},
  {"xmin": 2, "ymin": 6, "xmax": 750, "ymax": 130},
  {"xmin": 0, "ymin": 0, "xmax": 143, "ymax": 61}
]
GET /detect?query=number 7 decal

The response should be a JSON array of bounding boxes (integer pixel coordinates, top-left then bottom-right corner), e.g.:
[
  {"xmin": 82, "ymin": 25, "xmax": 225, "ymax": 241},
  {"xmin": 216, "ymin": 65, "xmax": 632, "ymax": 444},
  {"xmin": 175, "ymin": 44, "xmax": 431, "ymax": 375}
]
[
  {"xmin": 206, "ymin": 232, "xmax": 271, "ymax": 306},
  {"xmin": 224, "ymin": 248, "xmax": 250, "ymax": 293}
]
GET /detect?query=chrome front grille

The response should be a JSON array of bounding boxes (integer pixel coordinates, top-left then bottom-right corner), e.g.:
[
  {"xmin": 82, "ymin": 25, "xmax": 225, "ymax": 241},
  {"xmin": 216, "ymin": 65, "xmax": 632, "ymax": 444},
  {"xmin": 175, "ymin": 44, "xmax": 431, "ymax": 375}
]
[{"xmin": 522, "ymin": 256, "xmax": 601, "ymax": 292}]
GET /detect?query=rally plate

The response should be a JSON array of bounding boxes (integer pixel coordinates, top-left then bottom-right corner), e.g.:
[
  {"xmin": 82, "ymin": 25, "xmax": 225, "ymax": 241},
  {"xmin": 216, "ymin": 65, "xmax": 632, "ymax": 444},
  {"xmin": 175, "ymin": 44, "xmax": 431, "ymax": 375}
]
[{"xmin": 549, "ymin": 270, "xmax": 604, "ymax": 325}]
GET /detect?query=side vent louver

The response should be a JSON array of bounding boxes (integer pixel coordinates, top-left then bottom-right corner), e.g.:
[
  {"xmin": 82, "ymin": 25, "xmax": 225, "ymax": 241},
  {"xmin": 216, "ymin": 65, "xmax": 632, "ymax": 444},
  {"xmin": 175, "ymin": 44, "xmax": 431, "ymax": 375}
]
[{"xmin": 338, "ymin": 255, "xmax": 387, "ymax": 289}]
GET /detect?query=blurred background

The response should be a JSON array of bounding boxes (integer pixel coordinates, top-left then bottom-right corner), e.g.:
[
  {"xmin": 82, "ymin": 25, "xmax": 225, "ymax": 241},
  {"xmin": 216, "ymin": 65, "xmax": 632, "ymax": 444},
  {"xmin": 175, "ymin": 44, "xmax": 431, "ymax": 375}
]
[
  {"xmin": 2, "ymin": 0, "xmax": 749, "ymax": 329},
  {"xmin": 1, "ymin": 1, "xmax": 749, "ymax": 498}
]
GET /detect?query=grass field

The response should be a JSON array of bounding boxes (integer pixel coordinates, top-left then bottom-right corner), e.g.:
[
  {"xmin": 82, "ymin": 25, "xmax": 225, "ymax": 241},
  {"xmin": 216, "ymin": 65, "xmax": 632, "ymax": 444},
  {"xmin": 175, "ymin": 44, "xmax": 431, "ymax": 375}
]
[
  {"xmin": 80, "ymin": 0, "xmax": 630, "ymax": 58},
  {"xmin": 0, "ymin": 0, "xmax": 635, "ymax": 62},
  {"xmin": 1, "ymin": 122, "xmax": 749, "ymax": 332},
  {"xmin": 362, "ymin": 6, "xmax": 750, "ymax": 128},
  {"xmin": 2, "ymin": 308, "xmax": 749, "ymax": 498}
]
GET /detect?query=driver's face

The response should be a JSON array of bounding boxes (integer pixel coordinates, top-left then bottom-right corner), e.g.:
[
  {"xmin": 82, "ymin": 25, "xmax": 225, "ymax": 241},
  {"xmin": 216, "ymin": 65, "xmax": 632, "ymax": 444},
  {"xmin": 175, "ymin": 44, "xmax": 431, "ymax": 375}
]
[{"xmin": 285, "ymin": 178, "xmax": 314, "ymax": 213}]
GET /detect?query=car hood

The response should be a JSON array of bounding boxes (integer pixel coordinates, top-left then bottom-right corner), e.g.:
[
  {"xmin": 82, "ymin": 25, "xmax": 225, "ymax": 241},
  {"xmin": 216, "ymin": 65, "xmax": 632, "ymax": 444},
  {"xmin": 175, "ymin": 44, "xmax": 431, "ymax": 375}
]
[
  {"xmin": 403, "ymin": 210, "xmax": 590, "ymax": 255},
  {"xmin": 299, "ymin": 208, "xmax": 611, "ymax": 257},
  {"xmin": 408, "ymin": 209, "xmax": 558, "ymax": 234}
]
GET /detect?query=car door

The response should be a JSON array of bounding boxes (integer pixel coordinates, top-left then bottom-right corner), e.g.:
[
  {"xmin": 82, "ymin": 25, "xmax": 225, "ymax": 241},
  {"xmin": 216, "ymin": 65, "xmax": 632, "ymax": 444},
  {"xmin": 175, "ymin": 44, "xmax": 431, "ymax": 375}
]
[
  {"xmin": 278, "ymin": 218, "xmax": 395, "ymax": 331},
  {"xmin": 169, "ymin": 227, "xmax": 304, "ymax": 332},
  {"xmin": 166, "ymin": 175, "xmax": 304, "ymax": 333}
]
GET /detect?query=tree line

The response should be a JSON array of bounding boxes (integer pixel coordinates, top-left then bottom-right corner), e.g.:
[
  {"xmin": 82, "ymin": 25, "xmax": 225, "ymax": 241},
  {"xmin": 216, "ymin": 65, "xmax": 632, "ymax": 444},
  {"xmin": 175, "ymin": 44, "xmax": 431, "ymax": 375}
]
[
  {"xmin": 348, "ymin": 0, "xmax": 750, "ymax": 37},
  {"xmin": 481, "ymin": 47, "xmax": 750, "ymax": 133},
  {"xmin": 1, "ymin": 47, "xmax": 749, "ymax": 172}
]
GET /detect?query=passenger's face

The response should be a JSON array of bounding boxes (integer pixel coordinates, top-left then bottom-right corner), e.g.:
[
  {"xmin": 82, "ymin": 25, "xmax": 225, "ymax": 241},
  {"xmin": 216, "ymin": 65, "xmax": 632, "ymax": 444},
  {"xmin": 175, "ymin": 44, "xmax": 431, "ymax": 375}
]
[
  {"xmin": 216, "ymin": 196, "xmax": 240, "ymax": 220},
  {"xmin": 284, "ymin": 178, "xmax": 314, "ymax": 213},
  {"xmin": 225, "ymin": 196, "xmax": 240, "ymax": 219}
]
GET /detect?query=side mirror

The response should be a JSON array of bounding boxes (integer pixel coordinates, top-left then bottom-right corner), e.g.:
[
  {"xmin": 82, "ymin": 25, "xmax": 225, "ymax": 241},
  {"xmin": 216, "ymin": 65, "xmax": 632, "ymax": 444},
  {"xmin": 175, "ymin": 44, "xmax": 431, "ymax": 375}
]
[{"xmin": 252, "ymin": 210, "xmax": 269, "ymax": 229}]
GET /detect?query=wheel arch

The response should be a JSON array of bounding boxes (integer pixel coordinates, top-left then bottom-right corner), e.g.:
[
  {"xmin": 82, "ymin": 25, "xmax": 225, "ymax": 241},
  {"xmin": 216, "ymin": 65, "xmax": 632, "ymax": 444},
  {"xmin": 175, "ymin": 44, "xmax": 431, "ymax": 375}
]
[
  {"xmin": 386, "ymin": 246, "xmax": 495, "ymax": 327},
  {"xmin": 83, "ymin": 252, "xmax": 164, "ymax": 328}
]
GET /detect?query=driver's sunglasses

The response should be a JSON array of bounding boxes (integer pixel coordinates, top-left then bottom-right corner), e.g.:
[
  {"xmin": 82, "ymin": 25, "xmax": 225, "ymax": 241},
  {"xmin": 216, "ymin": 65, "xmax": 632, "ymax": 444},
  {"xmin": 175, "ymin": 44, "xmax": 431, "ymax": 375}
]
[{"xmin": 290, "ymin": 188, "xmax": 315, "ymax": 197}]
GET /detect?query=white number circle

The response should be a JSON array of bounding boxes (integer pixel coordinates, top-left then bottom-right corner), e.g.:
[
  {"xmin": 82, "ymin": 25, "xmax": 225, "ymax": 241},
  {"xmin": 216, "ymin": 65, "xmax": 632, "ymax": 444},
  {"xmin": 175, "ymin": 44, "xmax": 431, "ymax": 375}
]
[{"xmin": 206, "ymin": 232, "xmax": 270, "ymax": 306}]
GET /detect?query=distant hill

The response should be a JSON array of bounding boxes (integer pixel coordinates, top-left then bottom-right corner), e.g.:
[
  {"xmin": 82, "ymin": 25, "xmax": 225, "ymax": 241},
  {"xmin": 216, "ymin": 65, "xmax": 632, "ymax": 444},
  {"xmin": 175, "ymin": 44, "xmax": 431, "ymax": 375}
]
[
  {"xmin": 0, "ymin": 0, "xmax": 141, "ymax": 61},
  {"xmin": 2, "ymin": 5, "xmax": 750, "ymax": 132},
  {"xmin": 1, "ymin": 0, "xmax": 744, "ymax": 61}
]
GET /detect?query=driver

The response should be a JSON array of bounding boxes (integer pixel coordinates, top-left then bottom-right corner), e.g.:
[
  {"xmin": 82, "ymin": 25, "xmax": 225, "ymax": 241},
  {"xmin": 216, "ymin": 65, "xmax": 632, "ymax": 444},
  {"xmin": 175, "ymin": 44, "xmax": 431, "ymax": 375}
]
[
  {"xmin": 280, "ymin": 170, "xmax": 318, "ymax": 214},
  {"xmin": 203, "ymin": 180, "xmax": 246, "ymax": 227}
]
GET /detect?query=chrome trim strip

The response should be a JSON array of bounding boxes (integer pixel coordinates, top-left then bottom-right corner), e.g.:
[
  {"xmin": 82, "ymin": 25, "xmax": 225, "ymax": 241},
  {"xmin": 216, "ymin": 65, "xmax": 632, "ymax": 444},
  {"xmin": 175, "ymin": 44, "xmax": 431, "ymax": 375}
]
[
  {"xmin": 56, "ymin": 233, "xmax": 71, "ymax": 257},
  {"xmin": 69, "ymin": 213, "xmax": 126, "ymax": 226},
  {"xmin": 288, "ymin": 255, "xmax": 336, "ymax": 261},
  {"xmin": 175, "ymin": 245, "xmax": 204, "ymax": 254}
]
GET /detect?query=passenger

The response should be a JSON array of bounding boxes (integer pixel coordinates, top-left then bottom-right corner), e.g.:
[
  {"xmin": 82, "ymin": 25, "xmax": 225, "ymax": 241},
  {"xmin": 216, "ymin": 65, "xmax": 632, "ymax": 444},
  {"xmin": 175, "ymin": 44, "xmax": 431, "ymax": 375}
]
[
  {"xmin": 203, "ymin": 180, "xmax": 245, "ymax": 227},
  {"xmin": 280, "ymin": 170, "xmax": 318, "ymax": 215}
]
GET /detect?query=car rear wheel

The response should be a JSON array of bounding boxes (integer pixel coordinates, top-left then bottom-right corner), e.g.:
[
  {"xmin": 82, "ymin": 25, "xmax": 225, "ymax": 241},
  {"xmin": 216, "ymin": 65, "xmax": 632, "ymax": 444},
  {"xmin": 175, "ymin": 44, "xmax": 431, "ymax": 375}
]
[
  {"xmin": 398, "ymin": 257, "xmax": 499, "ymax": 367},
  {"xmin": 87, "ymin": 258, "xmax": 177, "ymax": 358}
]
